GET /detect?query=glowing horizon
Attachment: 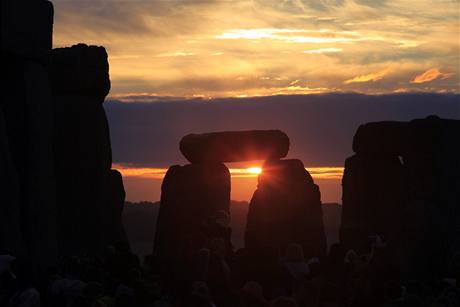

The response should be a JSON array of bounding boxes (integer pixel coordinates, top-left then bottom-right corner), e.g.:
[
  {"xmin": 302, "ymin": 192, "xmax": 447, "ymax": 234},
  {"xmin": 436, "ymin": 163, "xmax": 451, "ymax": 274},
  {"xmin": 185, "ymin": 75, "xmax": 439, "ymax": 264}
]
[
  {"xmin": 113, "ymin": 163, "xmax": 344, "ymax": 180},
  {"xmin": 114, "ymin": 163, "xmax": 344, "ymax": 203}
]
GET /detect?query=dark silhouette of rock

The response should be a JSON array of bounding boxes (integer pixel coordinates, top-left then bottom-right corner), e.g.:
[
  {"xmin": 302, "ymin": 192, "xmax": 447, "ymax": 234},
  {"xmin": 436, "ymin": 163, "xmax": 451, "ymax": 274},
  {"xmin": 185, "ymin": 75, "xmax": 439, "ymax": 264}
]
[
  {"xmin": 51, "ymin": 44, "xmax": 110, "ymax": 100},
  {"xmin": 352, "ymin": 121, "xmax": 408, "ymax": 155},
  {"xmin": 1, "ymin": 0, "xmax": 58, "ymax": 271},
  {"xmin": 50, "ymin": 44, "xmax": 127, "ymax": 255},
  {"xmin": 341, "ymin": 115, "xmax": 460, "ymax": 279},
  {"xmin": 245, "ymin": 159, "xmax": 327, "ymax": 259},
  {"xmin": 0, "ymin": 108, "xmax": 23, "ymax": 255},
  {"xmin": 340, "ymin": 154, "xmax": 405, "ymax": 251},
  {"xmin": 153, "ymin": 163, "xmax": 231, "ymax": 280},
  {"xmin": 102, "ymin": 170, "xmax": 130, "ymax": 251},
  {"xmin": 180, "ymin": 130, "xmax": 289, "ymax": 163}
]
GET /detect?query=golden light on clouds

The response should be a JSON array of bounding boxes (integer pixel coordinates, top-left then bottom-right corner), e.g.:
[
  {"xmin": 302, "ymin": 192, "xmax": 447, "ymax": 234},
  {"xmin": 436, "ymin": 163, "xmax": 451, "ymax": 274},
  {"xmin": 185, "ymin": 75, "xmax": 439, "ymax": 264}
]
[
  {"xmin": 410, "ymin": 68, "xmax": 454, "ymax": 84},
  {"xmin": 344, "ymin": 68, "xmax": 391, "ymax": 84},
  {"xmin": 52, "ymin": 0, "xmax": 460, "ymax": 97}
]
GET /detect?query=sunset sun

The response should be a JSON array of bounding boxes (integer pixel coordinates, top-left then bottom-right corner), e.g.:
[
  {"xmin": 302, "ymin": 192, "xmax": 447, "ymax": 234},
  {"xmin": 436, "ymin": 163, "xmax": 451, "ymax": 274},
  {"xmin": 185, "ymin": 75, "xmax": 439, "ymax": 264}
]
[{"xmin": 246, "ymin": 167, "xmax": 262, "ymax": 175}]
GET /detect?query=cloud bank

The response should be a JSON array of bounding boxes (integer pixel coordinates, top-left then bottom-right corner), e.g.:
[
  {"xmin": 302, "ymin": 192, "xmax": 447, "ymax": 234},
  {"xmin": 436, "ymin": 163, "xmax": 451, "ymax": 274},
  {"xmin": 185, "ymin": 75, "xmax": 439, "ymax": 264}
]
[{"xmin": 105, "ymin": 93, "xmax": 460, "ymax": 168}]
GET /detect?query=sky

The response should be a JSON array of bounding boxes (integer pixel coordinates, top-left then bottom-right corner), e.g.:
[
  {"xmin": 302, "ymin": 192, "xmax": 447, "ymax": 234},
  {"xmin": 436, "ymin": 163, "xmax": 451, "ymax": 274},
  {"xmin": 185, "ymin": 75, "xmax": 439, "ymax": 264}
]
[
  {"xmin": 51, "ymin": 0, "xmax": 460, "ymax": 202},
  {"xmin": 52, "ymin": 0, "xmax": 459, "ymax": 98}
]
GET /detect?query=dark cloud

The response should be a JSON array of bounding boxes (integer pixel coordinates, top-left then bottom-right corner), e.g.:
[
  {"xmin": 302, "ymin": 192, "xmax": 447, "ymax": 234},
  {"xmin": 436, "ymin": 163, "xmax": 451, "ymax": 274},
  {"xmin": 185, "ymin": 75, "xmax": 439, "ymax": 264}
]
[{"xmin": 105, "ymin": 93, "xmax": 460, "ymax": 167}]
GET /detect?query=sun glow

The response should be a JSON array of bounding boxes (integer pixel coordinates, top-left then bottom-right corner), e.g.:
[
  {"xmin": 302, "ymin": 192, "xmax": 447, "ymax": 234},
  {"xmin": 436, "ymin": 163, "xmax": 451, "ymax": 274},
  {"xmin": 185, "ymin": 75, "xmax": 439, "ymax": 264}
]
[{"xmin": 246, "ymin": 167, "xmax": 262, "ymax": 174}]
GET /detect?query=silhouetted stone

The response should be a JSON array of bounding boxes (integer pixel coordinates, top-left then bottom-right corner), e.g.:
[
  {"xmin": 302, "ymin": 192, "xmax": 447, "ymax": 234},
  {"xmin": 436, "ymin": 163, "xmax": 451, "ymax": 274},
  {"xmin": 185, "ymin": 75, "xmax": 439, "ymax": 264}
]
[
  {"xmin": 1, "ymin": 0, "xmax": 54, "ymax": 62},
  {"xmin": 352, "ymin": 121, "xmax": 408, "ymax": 154},
  {"xmin": 153, "ymin": 163, "xmax": 231, "ymax": 280},
  {"xmin": 340, "ymin": 154, "xmax": 405, "ymax": 251},
  {"xmin": 180, "ymin": 130, "xmax": 289, "ymax": 163},
  {"xmin": 51, "ymin": 44, "xmax": 110, "ymax": 100},
  {"xmin": 341, "ymin": 115, "xmax": 460, "ymax": 279},
  {"xmin": 0, "ymin": 109, "xmax": 23, "ymax": 255},
  {"xmin": 245, "ymin": 159, "xmax": 327, "ymax": 259},
  {"xmin": 1, "ymin": 0, "xmax": 58, "ymax": 271},
  {"xmin": 102, "ymin": 170, "xmax": 130, "ymax": 251},
  {"xmin": 50, "ymin": 43, "xmax": 116, "ymax": 255}
]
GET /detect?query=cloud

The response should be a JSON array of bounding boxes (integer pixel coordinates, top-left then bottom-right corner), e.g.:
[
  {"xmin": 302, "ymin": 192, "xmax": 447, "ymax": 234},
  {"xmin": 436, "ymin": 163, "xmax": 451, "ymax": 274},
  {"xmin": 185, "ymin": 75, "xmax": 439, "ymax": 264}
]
[
  {"xmin": 52, "ymin": 0, "xmax": 460, "ymax": 96},
  {"xmin": 303, "ymin": 48, "xmax": 343, "ymax": 54},
  {"xmin": 157, "ymin": 52, "xmax": 198, "ymax": 57},
  {"xmin": 410, "ymin": 68, "xmax": 454, "ymax": 84},
  {"xmin": 344, "ymin": 68, "xmax": 390, "ymax": 84},
  {"xmin": 105, "ymin": 93, "xmax": 460, "ymax": 168}
]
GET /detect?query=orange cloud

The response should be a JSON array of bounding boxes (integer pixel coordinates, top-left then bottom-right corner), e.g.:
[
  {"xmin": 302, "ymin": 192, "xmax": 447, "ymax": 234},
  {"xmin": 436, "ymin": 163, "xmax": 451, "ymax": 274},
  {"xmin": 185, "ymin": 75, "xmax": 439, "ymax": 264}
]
[
  {"xmin": 410, "ymin": 68, "xmax": 454, "ymax": 84},
  {"xmin": 344, "ymin": 68, "xmax": 390, "ymax": 84}
]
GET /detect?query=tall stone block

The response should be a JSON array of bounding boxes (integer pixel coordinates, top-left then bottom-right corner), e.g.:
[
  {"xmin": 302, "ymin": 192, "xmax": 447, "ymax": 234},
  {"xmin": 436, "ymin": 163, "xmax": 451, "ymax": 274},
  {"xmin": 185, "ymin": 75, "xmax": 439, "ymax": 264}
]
[
  {"xmin": 340, "ymin": 116, "xmax": 460, "ymax": 279},
  {"xmin": 102, "ymin": 169, "xmax": 129, "ymax": 251},
  {"xmin": 340, "ymin": 154, "xmax": 405, "ymax": 250},
  {"xmin": 153, "ymin": 163, "xmax": 231, "ymax": 276},
  {"xmin": 245, "ymin": 159, "xmax": 327, "ymax": 259},
  {"xmin": 1, "ymin": 0, "xmax": 58, "ymax": 271},
  {"xmin": 50, "ymin": 44, "xmax": 115, "ymax": 255}
]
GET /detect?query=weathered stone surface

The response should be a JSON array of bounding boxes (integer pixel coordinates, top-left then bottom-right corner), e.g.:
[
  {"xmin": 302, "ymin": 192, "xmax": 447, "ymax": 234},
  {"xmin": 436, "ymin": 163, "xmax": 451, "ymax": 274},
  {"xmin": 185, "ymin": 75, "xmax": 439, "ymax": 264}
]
[
  {"xmin": 51, "ymin": 44, "xmax": 110, "ymax": 99},
  {"xmin": 352, "ymin": 121, "xmax": 408, "ymax": 154},
  {"xmin": 50, "ymin": 43, "xmax": 120, "ymax": 255},
  {"xmin": 245, "ymin": 159, "xmax": 327, "ymax": 259},
  {"xmin": 1, "ymin": 0, "xmax": 58, "ymax": 271},
  {"xmin": 102, "ymin": 169, "xmax": 130, "ymax": 251},
  {"xmin": 153, "ymin": 163, "xmax": 231, "ymax": 279},
  {"xmin": 1, "ymin": 0, "xmax": 54, "ymax": 62},
  {"xmin": 53, "ymin": 96, "xmax": 112, "ymax": 171},
  {"xmin": 340, "ymin": 154, "xmax": 405, "ymax": 251},
  {"xmin": 0, "ymin": 109, "xmax": 24, "ymax": 255},
  {"xmin": 180, "ymin": 130, "xmax": 289, "ymax": 163},
  {"xmin": 342, "ymin": 115, "xmax": 460, "ymax": 279}
]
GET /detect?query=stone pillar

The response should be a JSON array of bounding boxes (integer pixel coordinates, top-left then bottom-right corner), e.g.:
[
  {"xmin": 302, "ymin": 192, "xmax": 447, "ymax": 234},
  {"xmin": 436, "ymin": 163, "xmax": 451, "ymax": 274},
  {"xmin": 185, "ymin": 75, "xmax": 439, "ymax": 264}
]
[
  {"xmin": 245, "ymin": 159, "xmax": 327, "ymax": 259},
  {"xmin": 1, "ymin": 0, "xmax": 58, "ymax": 271},
  {"xmin": 153, "ymin": 163, "xmax": 231, "ymax": 280},
  {"xmin": 340, "ymin": 116, "xmax": 460, "ymax": 280},
  {"xmin": 340, "ymin": 154, "xmax": 405, "ymax": 251},
  {"xmin": 50, "ymin": 44, "xmax": 127, "ymax": 255}
]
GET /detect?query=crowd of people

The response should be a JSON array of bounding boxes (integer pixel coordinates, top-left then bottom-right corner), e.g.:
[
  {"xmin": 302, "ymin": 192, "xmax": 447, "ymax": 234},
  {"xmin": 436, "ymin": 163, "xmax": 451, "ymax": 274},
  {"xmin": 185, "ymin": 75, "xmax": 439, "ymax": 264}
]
[{"xmin": 1, "ymin": 233, "xmax": 459, "ymax": 307}]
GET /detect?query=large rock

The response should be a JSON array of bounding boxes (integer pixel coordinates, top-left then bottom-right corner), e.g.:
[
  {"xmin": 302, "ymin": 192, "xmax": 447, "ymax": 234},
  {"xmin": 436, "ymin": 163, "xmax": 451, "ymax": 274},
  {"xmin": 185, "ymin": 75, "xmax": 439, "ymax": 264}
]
[
  {"xmin": 1, "ymin": 0, "xmax": 58, "ymax": 272},
  {"xmin": 180, "ymin": 130, "xmax": 289, "ymax": 163},
  {"xmin": 1, "ymin": 0, "xmax": 54, "ymax": 62},
  {"xmin": 51, "ymin": 44, "xmax": 118, "ymax": 255},
  {"xmin": 342, "ymin": 115, "xmax": 460, "ymax": 279},
  {"xmin": 352, "ymin": 121, "xmax": 408, "ymax": 154},
  {"xmin": 50, "ymin": 44, "xmax": 110, "ymax": 99},
  {"xmin": 52, "ymin": 96, "xmax": 112, "ymax": 255},
  {"xmin": 340, "ymin": 154, "xmax": 405, "ymax": 251},
  {"xmin": 102, "ymin": 170, "xmax": 130, "ymax": 251},
  {"xmin": 245, "ymin": 159, "xmax": 327, "ymax": 259},
  {"xmin": 153, "ymin": 163, "xmax": 231, "ymax": 280}
]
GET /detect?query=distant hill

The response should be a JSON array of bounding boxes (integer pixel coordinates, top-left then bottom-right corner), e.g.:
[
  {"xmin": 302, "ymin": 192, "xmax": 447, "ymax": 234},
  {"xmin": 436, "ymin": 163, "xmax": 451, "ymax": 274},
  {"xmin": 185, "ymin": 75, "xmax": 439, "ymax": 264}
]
[{"xmin": 123, "ymin": 201, "xmax": 342, "ymax": 258}]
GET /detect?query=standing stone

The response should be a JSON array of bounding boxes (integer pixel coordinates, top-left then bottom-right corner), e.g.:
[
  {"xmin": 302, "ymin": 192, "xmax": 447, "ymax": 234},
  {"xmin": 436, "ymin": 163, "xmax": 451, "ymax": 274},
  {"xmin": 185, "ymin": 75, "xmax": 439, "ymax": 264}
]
[
  {"xmin": 245, "ymin": 159, "xmax": 327, "ymax": 259},
  {"xmin": 50, "ymin": 44, "xmax": 116, "ymax": 255},
  {"xmin": 340, "ymin": 154, "xmax": 405, "ymax": 251},
  {"xmin": 102, "ymin": 169, "xmax": 130, "ymax": 251},
  {"xmin": 340, "ymin": 116, "xmax": 460, "ymax": 279},
  {"xmin": 1, "ymin": 0, "xmax": 58, "ymax": 271},
  {"xmin": 153, "ymin": 163, "xmax": 231, "ymax": 280}
]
